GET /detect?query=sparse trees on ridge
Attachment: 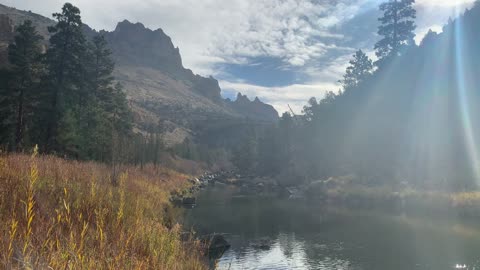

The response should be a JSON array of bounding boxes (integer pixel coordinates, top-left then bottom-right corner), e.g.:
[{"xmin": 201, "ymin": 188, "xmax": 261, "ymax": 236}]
[
  {"xmin": 339, "ymin": 50, "xmax": 373, "ymax": 91},
  {"xmin": 375, "ymin": 0, "xmax": 416, "ymax": 63}
]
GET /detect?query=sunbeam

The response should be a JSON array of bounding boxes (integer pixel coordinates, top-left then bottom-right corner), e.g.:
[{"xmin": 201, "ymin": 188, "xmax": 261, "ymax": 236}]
[{"xmin": 453, "ymin": 5, "xmax": 480, "ymax": 188}]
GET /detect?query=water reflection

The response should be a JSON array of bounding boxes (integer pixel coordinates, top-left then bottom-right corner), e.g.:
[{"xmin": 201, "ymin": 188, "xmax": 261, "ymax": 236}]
[{"xmin": 183, "ymin": 185, "xmax": 480, "ymax": 270}]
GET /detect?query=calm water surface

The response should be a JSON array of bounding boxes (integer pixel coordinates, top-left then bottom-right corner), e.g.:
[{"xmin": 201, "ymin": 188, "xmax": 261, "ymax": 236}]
[{"xmin": 183, "ymin": 185, "xmax": 480, "ymax": 270}]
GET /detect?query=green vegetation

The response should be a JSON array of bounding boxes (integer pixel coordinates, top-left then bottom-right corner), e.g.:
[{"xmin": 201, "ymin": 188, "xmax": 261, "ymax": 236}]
[
  {"xmin": 0, "ymin": 3, "xmax": 132, "ymax": 162},
  {"xmin": 232, "ymin": 1, "xmax": 480, "ymax": 196},
  {"xmin": 375, "ymin": 0, "xmax": 416, "ymax": 62}
]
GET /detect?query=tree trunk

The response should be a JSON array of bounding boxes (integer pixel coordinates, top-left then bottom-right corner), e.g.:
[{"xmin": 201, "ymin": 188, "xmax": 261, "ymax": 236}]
[
  {"xmin": 14, "ymin": 88, "xmax": 24, "ymax": 151},
  {"xmin": 393, "ymin": 0, "xmax": 398, "ymax": 54}
]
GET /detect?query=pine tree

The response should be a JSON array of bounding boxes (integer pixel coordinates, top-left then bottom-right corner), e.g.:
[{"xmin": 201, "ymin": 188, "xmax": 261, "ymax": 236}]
[
  {"xmin": 109, "ymin": 83, "xmax": 132, "ymax": 136},
  {"xmin": 0, "ymin": 69, "xmax": 14, "ymax": 147},
  {"xmin": 0, "ymin": 4, "xmax": 132, "ymax": 162},
  {"xmin": 232, "ymin": 128, "xmax": 258, "ymax": 173},
  {"xmin": 339, "ymin": 50, "xmax": 373, "ymax": 90},
  {"xmin": 89, "ymin": 35, "xmax": 115, "ymax": 100},
  {"xmin": 44, "ymin": 3, "xmax": 87, "ymax": 153},
  {"xmin": 109, "ymin": 83, "xmax": 132, "ymax": 167},
  {"xmin": 375, "ymin": 0, "xmax": 416, "ymax": 63},
  {"xmin": 6, "ymin": 20, "xmax": 44, "ymax": 150},
  {"xmin": 79, "ymin": 35, "xmax": 116, "ymax": 160}
]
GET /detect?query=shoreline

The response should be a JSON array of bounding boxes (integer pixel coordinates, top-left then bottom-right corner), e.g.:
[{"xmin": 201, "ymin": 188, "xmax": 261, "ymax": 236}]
[{"xmin": 179, "ymin": 172, "xmax": 480, "ymax": 220}]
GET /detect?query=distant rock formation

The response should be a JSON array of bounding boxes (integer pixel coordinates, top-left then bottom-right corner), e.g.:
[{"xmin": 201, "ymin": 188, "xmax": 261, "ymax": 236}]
[
  {"xmin": 98, "ymin": 19, "xmax": 278, "ymax": 123},
  {"xmin": 101, "ymin": 20, "xmax": 225, "ymax": 104},
  {"xmin": 0, "ymin": 14, "xmax": 13, "ymax": 64},
  {"xmin": 0, "ymin": 4, "xmax": 279, "ymax": 144},
  {"xmin": 0, "ymin": 14, "xmax": 14, "ymax": 42},
  {"xmin": 229, "ymin": 93, "xmax": 278, "ymax": 121},
  {"xmin": 105, "ymin": 20, "xmax": 183, "ymax": 73}
]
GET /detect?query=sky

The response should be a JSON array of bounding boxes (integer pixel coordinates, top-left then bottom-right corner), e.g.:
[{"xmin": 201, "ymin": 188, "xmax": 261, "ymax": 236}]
[{"xmin": 1, "ymin": 0, "xmax": 476, "ymax": 113}]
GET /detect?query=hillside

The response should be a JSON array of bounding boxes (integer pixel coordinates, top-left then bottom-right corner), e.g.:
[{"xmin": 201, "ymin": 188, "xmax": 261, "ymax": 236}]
[
  {"xmin": 255, "ymin": 2, "xmax": 480, "ymax": 190},
  {"xmin": 0, "ymin": 4, "xmax": 278, "ymax": 145},
  {"xmin": 333, "ymin": 3, "xmax": 480, "ymax": 188}
]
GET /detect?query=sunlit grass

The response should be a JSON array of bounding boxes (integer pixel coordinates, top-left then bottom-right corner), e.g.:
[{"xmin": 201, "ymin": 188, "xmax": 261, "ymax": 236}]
[
  {"xmin": 0, "ymin": 151, "xmax": 206, "ymax": 269},
  {"xmin": 325, "ymin": 183, "xmax": 480, "ymax": 217}
]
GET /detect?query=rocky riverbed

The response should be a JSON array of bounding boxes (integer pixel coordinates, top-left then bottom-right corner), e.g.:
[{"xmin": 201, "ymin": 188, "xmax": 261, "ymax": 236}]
[{"xmin": 170, "ymin": 170, "xmax": 291, "ymax": 207}]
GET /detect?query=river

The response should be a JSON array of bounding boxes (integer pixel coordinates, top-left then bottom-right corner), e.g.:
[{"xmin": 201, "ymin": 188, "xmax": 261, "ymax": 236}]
[{"xmin": 183, "ymin": 185, "xmax": 480, "ymax": 270}]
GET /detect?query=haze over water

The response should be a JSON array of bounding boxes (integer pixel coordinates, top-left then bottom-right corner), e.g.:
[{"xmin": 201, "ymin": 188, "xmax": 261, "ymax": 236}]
[{"xmin": 186, "ymin": 186, "xmax": 480, "ymax": 270}]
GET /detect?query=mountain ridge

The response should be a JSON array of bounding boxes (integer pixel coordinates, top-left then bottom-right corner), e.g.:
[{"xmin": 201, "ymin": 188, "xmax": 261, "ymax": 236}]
[{"xmin": 0, "ymin": 4, "xmax": 278, "ymax": 145}]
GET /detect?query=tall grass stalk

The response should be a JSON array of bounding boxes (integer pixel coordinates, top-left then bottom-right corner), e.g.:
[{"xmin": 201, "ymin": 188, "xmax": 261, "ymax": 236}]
[
  {"xmin": 0, "ymin": 151, "xmax": 206, "ymax": 269},
  {"xmin": 22, "ymin": 145, "xmax": 38, "ymax": 264}
]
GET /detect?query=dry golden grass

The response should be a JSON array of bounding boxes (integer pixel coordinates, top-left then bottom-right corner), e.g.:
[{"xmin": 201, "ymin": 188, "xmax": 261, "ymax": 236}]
[
  {"xmin": 0, "ymin": 150, "xmax": 207, "ymax": 270},
  {"xmin": 325, "ymin": 184, "xmax": 480, "ymax": 217}
]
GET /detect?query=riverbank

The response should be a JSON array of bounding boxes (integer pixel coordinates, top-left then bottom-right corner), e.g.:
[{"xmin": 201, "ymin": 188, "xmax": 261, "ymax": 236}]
[
  {"xmin": 186, "ymin": 172, "xmax": 480, "ymax": 219},
  {"xmin": 0, "ymin": 152, "xmax": 206, "ymax": 269},
  {"xmin": 322, "ymin": 185, "xmax": 480, "ymax": 217}
]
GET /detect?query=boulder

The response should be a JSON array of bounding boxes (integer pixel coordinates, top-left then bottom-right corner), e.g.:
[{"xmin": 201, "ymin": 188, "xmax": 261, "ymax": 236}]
[
  {"xmin": 182, "ymin": 197, "xmax": 196, "ymax": 205},
  {"xmin": 201, "ymin": 234, "xmax": 230, "ymax": 263},
  {"xmin": 206, "ymin": 234, "xmax": 231, "ymax": 250},
  {"xmin": 189, "ymin": 178, "xmax": 200, "ymax": 184}
]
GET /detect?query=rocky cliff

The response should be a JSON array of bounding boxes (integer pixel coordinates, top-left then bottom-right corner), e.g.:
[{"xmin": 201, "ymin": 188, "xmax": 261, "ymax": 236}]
[
  {"xmin": 229, "ymin": 93, "xmax": 278, "ymax": 122},
  {"xmin": 0, "ymin": 14, "xmax": 13, "ymax": 64},
  {"xmin": 0, "ymin": 4, "xmax": 278, "ymax": 144}
]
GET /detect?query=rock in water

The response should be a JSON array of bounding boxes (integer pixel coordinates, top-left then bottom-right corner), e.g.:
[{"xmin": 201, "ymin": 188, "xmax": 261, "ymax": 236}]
[
  {"xmin": 201, "ymin": 234, "xmax": 231, "ymax": 268},
  {"xmin": 182, "ymin": 197, "xmax": 196, "ymax": 205},
  {"xmin": 207, "ymin": 234, "xmax": 231, "ymax": 250}
]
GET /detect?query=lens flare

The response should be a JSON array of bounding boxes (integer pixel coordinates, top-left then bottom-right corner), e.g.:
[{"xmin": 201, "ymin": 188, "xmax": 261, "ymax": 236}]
[{"xmin": 453, "ymin": 5, "xmax": 480, "ymax": 187}]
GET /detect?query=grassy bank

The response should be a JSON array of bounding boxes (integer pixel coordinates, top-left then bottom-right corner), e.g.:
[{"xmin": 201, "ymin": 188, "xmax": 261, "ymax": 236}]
[
  {"xmin": 322, "ymin": 185, "xmax": 480, "ymax": 217},
  {"xmin": 0, "ymin": 150, "xmax": 206, "ymax": 269}
]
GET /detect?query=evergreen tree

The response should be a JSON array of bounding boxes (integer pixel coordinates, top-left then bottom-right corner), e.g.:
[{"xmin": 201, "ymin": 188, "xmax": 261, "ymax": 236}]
[
  {"xmin": 6, "ymin": 20, "xmax": 44, "ymax": 151},
  {"xmin": 0, "ymin": 69, "xmax": 14, "ymax": 147},
  {"xmin": 375, "ymin": 0, "xmax": 416, "ymax": 62},
  {"xmin": 79, "ymin": 38, "xmax": 131, "ymax": 161},
  {"xmin": 89, "ymin": 35, "xmax": 115, "ymax": 100},
  {"xmin": 109, "ymin": 83, "xmax": 132, "ymax": 166},
  {"xmin": 302, "ymin": 97, "xmax": 318, "ymax": 122},
  {"xmin": 109, "ymin": 83, "xmax": 132, "ymax": 137},
  {"xmin": 339, "ymin": 50, "xmax": 373, "ymax": 90},
  {"xmin": 44, "ymin": 3, "xmax": 87, "ymax": 153},
  {"xmin": 232, "ymin": 128, "xmax": 258, "ymax": 173},
  {"xmin": 79, "ymin": 35, "xmax": 116, "ymax": 160},
  {"xmin": 277, "ymin": 112, "xmax": 294, "ymax": 168}
]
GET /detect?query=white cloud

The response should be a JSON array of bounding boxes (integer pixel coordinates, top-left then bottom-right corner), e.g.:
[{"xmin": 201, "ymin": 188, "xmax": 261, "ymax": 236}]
[
  {"xmin": 219, "ymin": 52, "xmax": 349, "ymax": 114},
  {"xmin": 220, "ymin": 80, "xmax": 337, "ymax": 115},
  {"xmin": 4, "ymin": 0, "xmax": 472, "ymax": 75},
  {"xmin": 1, "ymin": 0, "xmax": 475, "ymax": 113},
  {"xmin": 416, "ymin": 0, "xmax": 476, "ymax": 8},
  {"xmin": 414, "ymin": 0, "xmax": 476, "ymax": 43},
  {"xmin": 1, "ymin": 0, "xmax": 367, "ymax": 76}
]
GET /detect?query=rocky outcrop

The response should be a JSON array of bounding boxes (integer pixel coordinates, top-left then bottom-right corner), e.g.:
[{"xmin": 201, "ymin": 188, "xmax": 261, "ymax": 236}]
[
  {"xmin": 102, "ymin": 20, "xmax": 227, "ymax": 104},
  {"xmin": 104, "ymin": 20, "xmax": 183, "ymax": 74},
  {"xmin": 0, "ymin": 4, "xmax": 279, "ymax": 144},
  {"xmin": 0, "ymin": 14, "xmax": 14, "ymax": 43},
  {"xmin": 0, "ymin": 5, "xmax": 54, "ymax": 43},
  {"xmin": 229, "ymin": 93, "xmax": 278, "ymax": 121},
  {"xmin": 99, "ymin": 20, "xmax": 279, "ymax": 130},
  {"xmin": 0, "ymin": 14, "xmax": 14, "ymax": 65}
]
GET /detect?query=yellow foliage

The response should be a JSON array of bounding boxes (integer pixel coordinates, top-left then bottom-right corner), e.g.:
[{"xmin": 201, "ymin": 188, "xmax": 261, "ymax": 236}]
[{"xmin": 0, "ymin": 152, "xmax": 205, "ymax": 269}]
